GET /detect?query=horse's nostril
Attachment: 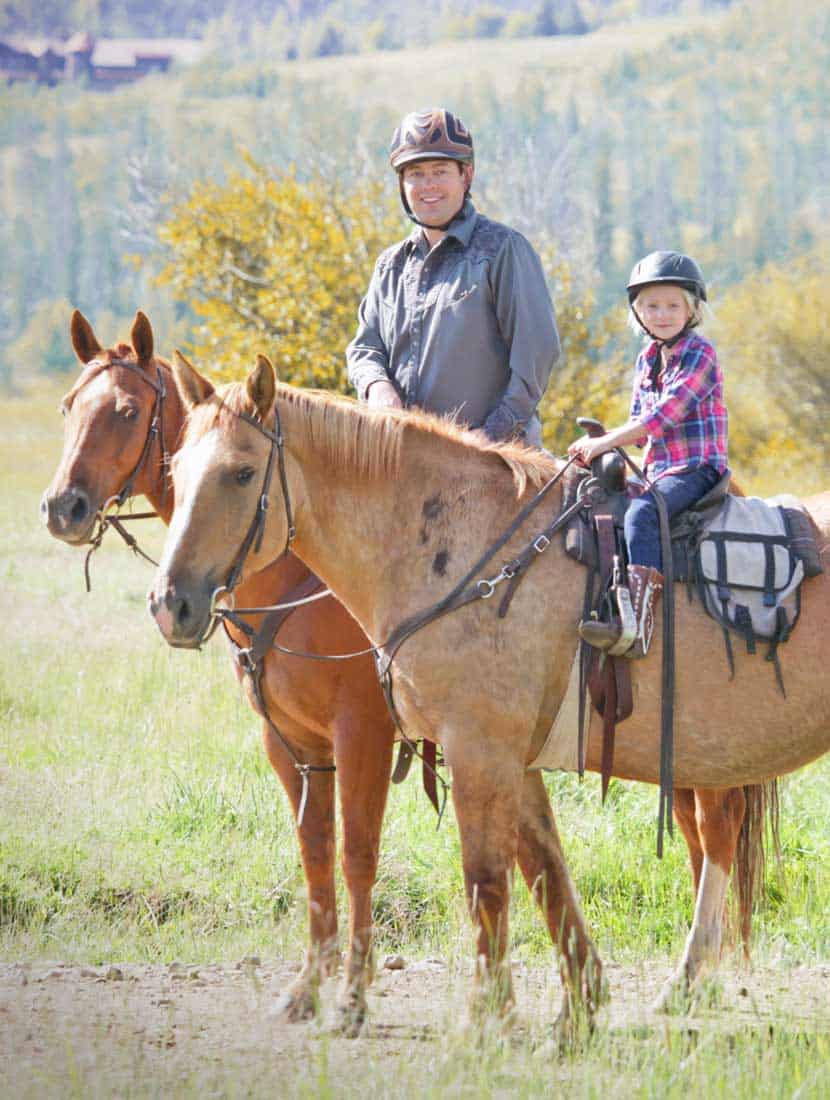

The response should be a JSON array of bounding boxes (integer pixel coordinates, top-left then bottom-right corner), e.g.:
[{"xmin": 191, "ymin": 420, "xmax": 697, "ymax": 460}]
[
  {"xmin": 70, "ymin": 496, "xmax": 89, "ymax": 523},
  {"xmin": 39, "ymin": 495, "xmax": 49, "ymax": 522},
  {"xmin": 176, "ymin": 599, "xmax": 191, "ymax": 627}
]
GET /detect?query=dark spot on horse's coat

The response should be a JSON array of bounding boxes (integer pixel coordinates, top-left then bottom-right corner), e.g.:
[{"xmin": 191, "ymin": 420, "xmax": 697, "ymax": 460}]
[
  {"xmin": 433, "ymin": 549, "xmax": 449, "ymax": 576},
  {"xmin": 420, "ymin": 494, "xmax": 445, "ymax": 544},
  {"xmin": 422, "ymin": 494, "xmax": 444, "ymax": 522}
]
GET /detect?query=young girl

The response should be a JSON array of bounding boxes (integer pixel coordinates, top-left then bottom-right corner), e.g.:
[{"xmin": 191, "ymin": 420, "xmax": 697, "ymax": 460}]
[{"xmin": 568, "ymin": 250, "xmax": 728, "ymax": 659}]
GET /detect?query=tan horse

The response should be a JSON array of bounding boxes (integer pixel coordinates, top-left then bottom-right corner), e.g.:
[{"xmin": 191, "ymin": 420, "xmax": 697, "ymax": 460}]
[{"xmin": 151, "ymin": 354, "xmax": 823, "ymax": 1019}]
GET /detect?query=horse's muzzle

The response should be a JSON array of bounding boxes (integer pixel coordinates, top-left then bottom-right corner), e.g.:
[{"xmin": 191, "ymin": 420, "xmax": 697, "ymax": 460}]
[
  {"xmin": 147, "ymin": 576, "xmax": 212, "ymax": 650},
  {"xmin": 40, "ymin": 485, "xmax": 94, "ymax": 543}
]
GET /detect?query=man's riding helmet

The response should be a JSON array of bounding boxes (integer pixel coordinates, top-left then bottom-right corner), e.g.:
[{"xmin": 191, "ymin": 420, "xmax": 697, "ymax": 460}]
[
  {"xmin": 389, "ymin": 108, "xmax": 474, "ymax": 172},
  {"xmin": 389, "ymin": 108, "xmax": 474, "ymax": 226},
  {"xmin": 627, "ymin": 251, "xmax": 707, "ymax": 304}
]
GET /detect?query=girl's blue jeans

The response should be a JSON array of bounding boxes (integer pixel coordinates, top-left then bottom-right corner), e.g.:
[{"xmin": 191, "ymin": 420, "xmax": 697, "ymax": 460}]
[{"xmin": 624, "ymin": 464, "xmax": 722, "ymax": 571}]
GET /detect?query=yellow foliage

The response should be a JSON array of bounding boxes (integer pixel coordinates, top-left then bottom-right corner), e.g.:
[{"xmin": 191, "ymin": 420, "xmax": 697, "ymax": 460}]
[
  {"xmin": 539, "ymin": 252, "xmax": 631, "ymax": 456},
  {"xmin": 712, "ymin": 249, "xmax": 830, "ymax": 482},
  {"xmin": 157, "ymin": 153, "xmax": 401, "ymax": 388}
]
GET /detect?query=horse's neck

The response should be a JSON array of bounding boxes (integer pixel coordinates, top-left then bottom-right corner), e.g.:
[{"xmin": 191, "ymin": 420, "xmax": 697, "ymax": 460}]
[
  {"xmin": 144, "ymin": 361, "xmax": 184, "ymax": 525},
  {"xmin": 288, "ymin": 417, "xmax": 525, "ymax": 639}
]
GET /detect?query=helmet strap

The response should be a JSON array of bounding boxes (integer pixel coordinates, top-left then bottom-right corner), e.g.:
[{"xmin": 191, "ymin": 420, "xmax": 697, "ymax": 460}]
[{"xmin": 398, "ymin": 174, "xmax": 471, "ymax": 231}]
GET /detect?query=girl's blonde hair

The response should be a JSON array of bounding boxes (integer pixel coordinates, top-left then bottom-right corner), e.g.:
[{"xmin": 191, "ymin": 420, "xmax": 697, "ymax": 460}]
[{"xmin": 627, "ymin": 286, "xmax": 713, "ymax": 337}]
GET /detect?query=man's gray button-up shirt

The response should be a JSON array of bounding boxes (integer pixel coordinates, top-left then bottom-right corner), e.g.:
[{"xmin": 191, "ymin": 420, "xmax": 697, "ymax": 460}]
[{"xmin": 346, "ymin": 199, "xmax": 560, "ymax": 445}]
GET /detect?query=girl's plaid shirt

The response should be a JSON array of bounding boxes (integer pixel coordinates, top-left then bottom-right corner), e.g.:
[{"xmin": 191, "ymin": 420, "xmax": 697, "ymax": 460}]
[{"xmin": 630, "ymin": 332, "xmax": 728, "ymax": 479}]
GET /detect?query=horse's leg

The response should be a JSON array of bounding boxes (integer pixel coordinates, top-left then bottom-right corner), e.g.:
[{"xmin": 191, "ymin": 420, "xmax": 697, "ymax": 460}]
[
  {"xmin": 673, "ymin": 787, "xmax": 704, "ymax": 895},
  {"xmin": 656, "ymin": 786, "xmax": 747, "ymax": 1012},
  {"xmin": 332, "ymin": 717, "xmax": 394, "ymax": 1036},
  {"xmin": 516, "ymin": 771, "xmax": 604, "ymax": 1031},
  {"xmin": 443, "ymin": 740, "xmax": 527, "ymax": 1020},
  {"xmin": 262, "ymin": 722, "xmax": 338, "ymax": 1022}
]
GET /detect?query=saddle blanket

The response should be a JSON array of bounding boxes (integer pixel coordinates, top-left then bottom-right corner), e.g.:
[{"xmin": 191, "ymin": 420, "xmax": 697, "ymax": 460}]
[{"xmin": 529, "ymin": 650, "xmax": 582, "ymax": 772}]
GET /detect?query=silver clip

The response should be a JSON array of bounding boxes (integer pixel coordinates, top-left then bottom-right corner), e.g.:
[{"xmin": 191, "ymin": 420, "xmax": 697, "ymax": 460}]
[{"xmin": 533, "ymin": 534, "xmax": 551, "ymax": 554}]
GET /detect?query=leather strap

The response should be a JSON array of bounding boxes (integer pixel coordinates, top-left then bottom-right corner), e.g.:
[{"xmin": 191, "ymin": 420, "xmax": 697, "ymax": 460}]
[{"xmin": 422, "ymin": 739, "xmax": 439, "ymax": 814}]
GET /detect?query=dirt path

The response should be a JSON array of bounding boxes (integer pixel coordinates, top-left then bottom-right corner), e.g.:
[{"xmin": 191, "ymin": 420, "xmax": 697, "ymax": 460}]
[{"xmin": 1, "ymin": 958, "xmax": 828, "ymax": 1096}]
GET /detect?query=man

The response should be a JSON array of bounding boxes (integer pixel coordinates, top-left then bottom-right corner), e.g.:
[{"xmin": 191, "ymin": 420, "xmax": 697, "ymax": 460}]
[{"xmin": 346, "ymin": 108, "xmax": 560, "ymax": 445}]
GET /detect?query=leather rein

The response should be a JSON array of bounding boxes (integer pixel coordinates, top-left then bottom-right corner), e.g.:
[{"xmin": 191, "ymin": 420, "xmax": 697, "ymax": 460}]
[
  {"xmin": 78, "ymin": 357, "xmax": 170, "ymax": 591},
  {"xmin": 203, "ymin": 403, "xmax": 594, "ymax": 822}
]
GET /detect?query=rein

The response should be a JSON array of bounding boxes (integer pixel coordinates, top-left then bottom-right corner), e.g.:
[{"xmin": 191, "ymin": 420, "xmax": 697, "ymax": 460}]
[
  {"xmin": 79, "ymin": 357, "xmax": 170, "ymax": 591},
  {"xmin": 205, "ymin": 404, "xmax": 589, "ymax": 821}
]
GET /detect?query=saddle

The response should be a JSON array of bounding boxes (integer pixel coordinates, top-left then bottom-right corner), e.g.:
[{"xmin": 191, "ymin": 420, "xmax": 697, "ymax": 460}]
[{"xmin": 562, "ymin": 435, "xmax": 823, "ymax": 798}]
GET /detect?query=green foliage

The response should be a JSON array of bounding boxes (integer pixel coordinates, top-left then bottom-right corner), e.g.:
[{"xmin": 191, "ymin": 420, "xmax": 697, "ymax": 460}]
[
  {"xmin": 539, "ymin": 254, "xmax": 630, "ymax": 454},
  {"xmin": 156, "ymin": 155, "xmax": 401, "ymax": 387},
  {"xmin": 4, "ymin": 298, "xmax": 78, "ymax": 379}
]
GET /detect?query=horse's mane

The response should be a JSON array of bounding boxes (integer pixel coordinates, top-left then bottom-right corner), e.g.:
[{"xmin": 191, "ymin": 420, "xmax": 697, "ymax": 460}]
[{"xmin": 186, "ymin": 381, "xmax": 559, "ymax": 497}]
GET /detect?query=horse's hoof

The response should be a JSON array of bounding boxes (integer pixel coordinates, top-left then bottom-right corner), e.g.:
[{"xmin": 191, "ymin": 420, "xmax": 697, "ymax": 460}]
[
  {"xmin": 652, "ymin": 974, "xmax": 690, "ymax": 1015},
  {"xmin": 270, "ymin": 982, "xmax": 318, "ymax": 1022},
  {"xmin": 336, "ymin": 990, "xmax": 368, "ymax": 1038}
]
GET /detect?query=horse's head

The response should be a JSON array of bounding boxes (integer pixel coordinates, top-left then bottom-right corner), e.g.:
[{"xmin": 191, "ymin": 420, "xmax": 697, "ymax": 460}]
[
  {"xmin": 149, "ymin": 351, "xmax": 293, "ymax": 648},
  {"xmin": 41, "ymin": 310, "xmax": 169, "ymax": 543}
]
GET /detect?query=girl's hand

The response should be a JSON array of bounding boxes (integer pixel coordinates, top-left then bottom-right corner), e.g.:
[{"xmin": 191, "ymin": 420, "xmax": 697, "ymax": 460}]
[{"xmin": 568, "ymin": 435, "xmax": 608, "ymax": 466}]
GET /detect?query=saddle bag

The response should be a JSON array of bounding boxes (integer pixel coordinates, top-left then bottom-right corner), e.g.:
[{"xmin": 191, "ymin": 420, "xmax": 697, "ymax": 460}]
[{"xmin": 694, "ymin": 495, "xmax": 812, "ymax": 653}]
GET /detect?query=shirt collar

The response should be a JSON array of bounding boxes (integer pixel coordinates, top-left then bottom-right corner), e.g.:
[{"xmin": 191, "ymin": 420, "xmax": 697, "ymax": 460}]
[
  {"xmin": 406, "ymin": 197, "xmax": 478, "ymax": 254},
  {"xmin": 644, "ymin": 330, "xmax": 697, "ymax": 366}
]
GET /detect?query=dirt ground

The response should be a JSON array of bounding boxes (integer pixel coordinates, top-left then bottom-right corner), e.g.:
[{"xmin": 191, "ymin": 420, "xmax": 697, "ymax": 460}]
[{"xmin": 1, "ymin": 956, "xmax": 828, "ymax": 1096}]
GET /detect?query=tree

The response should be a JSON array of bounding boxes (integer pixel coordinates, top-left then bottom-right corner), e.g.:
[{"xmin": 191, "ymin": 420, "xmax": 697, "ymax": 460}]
[
  {"xmin": 712, "ymin": 250, "xmax": 830, "ymax": 478},
  {"xmin": 156, "ymin": 154, "xmax": 401, "ymax": 389}
]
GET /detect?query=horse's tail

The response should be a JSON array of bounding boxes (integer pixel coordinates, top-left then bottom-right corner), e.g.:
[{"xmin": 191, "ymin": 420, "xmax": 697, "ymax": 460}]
[{"xmin": 733, "ymin": 780, "xmax": 781, "ymax": 956}]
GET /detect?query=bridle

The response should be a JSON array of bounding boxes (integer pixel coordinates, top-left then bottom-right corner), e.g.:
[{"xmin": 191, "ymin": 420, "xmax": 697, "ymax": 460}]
[
  {"xmin": 202, "ymin": 404, "xmax": 297, "ymax": 642},
  {"xmin": 75, "ymin": 356, "xmax": 170, "ymax": 590},
  {"xmin": 197, "ymin": 400, "xmax": 336, "ymax": 824}
]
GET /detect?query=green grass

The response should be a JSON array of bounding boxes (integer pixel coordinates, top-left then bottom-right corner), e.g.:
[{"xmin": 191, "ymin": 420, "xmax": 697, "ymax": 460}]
[{"xmin": 2, "ymin": 380, "xmax": 829, "ymax": 1094}]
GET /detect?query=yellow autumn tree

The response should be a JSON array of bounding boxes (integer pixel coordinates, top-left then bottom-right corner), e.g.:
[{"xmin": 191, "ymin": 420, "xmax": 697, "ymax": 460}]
[
  {"xmin": 157, "ymin": 153, "xmax": 401, "ymax": 389},
  {"xmin": 712, "ymin": 248, "xmax": 830, "ymax": 487},
  {"xmin": 539, "ymin": 253, "xmax": 630, "ymax": 456}
]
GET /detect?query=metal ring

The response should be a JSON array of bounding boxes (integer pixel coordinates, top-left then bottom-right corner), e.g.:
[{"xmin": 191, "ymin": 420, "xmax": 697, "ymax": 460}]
[
  {"xmin": 477, "ymin": 579, "xmax": 495, "ymax": 598},
  {"xmin": 209, "ymin": 585, "xmax": 235, "ymax": 615}
]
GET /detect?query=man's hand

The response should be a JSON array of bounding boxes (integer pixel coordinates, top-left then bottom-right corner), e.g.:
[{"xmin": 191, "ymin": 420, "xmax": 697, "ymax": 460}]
[{"xmin": 366, "ymin": 379, "xmax": 403, "ymax": 410}]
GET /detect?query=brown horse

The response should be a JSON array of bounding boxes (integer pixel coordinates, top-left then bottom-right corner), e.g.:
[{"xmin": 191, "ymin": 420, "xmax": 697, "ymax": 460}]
[{"xmin": 150, "ymin": 354, "xmax": 817, "ymax": 1019}]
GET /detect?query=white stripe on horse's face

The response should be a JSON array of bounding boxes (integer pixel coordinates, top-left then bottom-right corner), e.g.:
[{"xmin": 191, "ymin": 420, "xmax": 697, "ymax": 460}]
[
  {"xmin": 161, "ymin": 430, "xmax": 222, "ymax": 574},
  {"xmin": 160, "ymin": 419, "xmax": 278, "ymax": 593}
]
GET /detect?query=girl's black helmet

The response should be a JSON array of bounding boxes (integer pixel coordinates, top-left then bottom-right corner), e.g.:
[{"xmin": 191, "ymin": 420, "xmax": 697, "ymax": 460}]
[{"xmin": 627, "ymin": 251, "xmax": 707, "ymax": 303}]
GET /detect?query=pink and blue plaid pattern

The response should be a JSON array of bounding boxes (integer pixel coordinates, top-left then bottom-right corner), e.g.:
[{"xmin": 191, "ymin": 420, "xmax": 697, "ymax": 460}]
[{"xmin": 630, "ymin": 332, "xmax": 728, "ymax": 479}]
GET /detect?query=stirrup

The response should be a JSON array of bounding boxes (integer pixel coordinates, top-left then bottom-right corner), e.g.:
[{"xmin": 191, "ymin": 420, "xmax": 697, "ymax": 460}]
[
  {"xmin": 607, "ymin": 585, "xmax": 637, "ymax": 656},
  {"xmin": 578, "ymin": 616, "xmax": 621, "ymax": 651}
]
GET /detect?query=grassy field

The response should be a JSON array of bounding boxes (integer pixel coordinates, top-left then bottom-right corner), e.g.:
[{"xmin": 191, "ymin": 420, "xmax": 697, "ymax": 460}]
[{"xmin": 1, "ymin": 378, "xmax": 829, "ymax": 1095}]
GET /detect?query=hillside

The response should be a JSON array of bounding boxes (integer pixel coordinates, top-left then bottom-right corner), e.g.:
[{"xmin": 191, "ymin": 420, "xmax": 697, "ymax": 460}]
[{"xmin": 1, "ymin": 0, "xmax": 827, "ymax": 379}]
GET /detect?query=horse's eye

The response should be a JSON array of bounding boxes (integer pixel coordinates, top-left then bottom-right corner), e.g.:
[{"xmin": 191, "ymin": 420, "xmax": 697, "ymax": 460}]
[
  {"xmin": 120, "ymin": 406, "xmax": 138, "ymax": 420},
  {"xmin": 236, "ymin": 467, "xmax": 256, "ymax": 485}
]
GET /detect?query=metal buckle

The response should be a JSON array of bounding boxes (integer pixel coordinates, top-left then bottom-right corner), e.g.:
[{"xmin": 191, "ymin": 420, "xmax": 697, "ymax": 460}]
[{"xmin": 533, "ymin": 534, "xmax": 551, "ymax": 554}]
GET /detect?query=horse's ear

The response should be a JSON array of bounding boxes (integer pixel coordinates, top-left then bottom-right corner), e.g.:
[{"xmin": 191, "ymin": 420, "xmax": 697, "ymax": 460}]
[
  {"xmin": 70, "ymin": 309, "xmax": 102, "ymax": 364},
  {"xmin": 173, "ymin": 350, "xmax": 215, "ymax": 409},
  {"xmin": 131, "ymin": 311, "xmax": 154, "ymax": 363},
  {"xmin": 247, "ymin": 354, "xmax": 276, "ymax": 420}
]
